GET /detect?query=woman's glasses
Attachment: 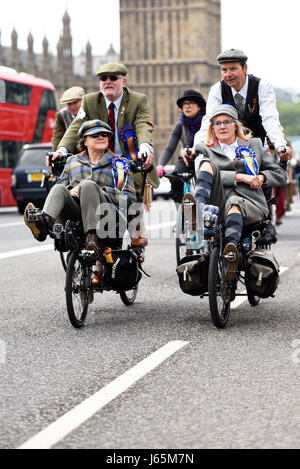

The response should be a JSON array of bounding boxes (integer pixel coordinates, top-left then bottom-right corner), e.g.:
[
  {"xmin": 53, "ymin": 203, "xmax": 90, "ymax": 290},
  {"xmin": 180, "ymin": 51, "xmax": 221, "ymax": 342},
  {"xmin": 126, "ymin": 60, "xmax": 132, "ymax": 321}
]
[
  {"xmin": 89, "ymin": 132, "xmax": 110, "ymax": 138},
  {"xmin": 212, "ymin": 119, "xmax": 235, "ymax": 127}
]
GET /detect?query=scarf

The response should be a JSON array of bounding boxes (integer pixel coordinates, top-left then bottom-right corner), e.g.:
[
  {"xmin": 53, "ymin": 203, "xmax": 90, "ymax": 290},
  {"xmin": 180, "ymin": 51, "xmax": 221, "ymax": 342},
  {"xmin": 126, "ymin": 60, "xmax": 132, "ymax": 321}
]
[{"xmin": 179, "ymin": 111, "xmax": 203, "ymax": 147}]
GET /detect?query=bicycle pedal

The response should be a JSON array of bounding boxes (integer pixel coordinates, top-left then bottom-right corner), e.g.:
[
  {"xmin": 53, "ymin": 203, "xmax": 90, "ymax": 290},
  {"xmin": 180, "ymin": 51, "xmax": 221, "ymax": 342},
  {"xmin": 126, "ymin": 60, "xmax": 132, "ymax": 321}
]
[
  {"xmin": 26, "ymin": 208, "xmax": 43, "ymax": 222},
  {"xmin": 224, "ymin": 251, "xmax": 237, "ymax": 262}
]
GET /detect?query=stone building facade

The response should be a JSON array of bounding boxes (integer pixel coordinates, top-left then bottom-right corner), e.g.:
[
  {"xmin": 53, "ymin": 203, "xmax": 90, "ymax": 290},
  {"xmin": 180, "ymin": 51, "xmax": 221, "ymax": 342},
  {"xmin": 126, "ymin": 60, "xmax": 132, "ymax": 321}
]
[
  {"xmin": 120, "ymin": 0, "xmax": 221, "ymax": 157},
  {"xmin": 0, "ymin": 11, "xmax": 119, "ymax": 102},
  {"xmin": 0, "ymin": 1, "xmax": 221, "ymax": 159}
]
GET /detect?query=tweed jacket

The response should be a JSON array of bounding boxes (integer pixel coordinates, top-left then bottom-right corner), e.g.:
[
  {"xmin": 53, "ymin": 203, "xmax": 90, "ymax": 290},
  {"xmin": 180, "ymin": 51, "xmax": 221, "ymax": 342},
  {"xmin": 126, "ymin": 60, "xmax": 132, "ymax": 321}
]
[
  {"xmin": 52, "ymin": 109, "xmax": 74, "ymax": 152},
  {"xmin": 57, "ymin": 151, "xmax": 136, "ymax": 207},
  {"xmin": 58, "ymin": 87, "xmax": 159, "ymax": 190},
  {"xmin": 195, "ymin": 137, "xmax": 287, "ymax": 217}
]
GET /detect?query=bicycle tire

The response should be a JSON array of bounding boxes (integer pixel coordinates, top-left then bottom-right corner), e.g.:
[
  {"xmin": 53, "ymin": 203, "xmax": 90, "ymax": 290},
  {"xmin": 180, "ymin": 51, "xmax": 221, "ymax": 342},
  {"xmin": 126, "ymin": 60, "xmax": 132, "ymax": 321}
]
[
  {"xmin": 247, "ymin": 288, "xmax": 261, "ymax": 307},
  {"xmin": 120, "ymin": 286, "xmax": 138, "ymax": 305},
  {"xmin": 65, "ymin": 251, "xmax": 89, "ymax": 328},
  {"xmin": 208, "ymin": 245, "xmax": 231, "ymax": 328}
]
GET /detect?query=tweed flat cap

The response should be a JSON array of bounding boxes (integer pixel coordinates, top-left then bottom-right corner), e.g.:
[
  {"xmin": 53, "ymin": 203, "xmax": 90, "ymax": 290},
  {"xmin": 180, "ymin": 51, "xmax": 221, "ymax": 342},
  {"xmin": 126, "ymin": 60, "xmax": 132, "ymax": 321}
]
[
  {"xmin": 96, "ymin": 62, "xmax": 128, "ymax": 77},
  {"xmin": 210, "ymin": 104, "xmax": 238, "ymax": 121},
  {"xmin": 217, "ymin": 49, "xmax": 248, "ymax": 64},
  {"xmin": 60, "ymin": 86, "xmax": 85, "ymax": 104},
  {"xmin": 78, "ymin": 119, "xmax": 113, "ymax": 138}
]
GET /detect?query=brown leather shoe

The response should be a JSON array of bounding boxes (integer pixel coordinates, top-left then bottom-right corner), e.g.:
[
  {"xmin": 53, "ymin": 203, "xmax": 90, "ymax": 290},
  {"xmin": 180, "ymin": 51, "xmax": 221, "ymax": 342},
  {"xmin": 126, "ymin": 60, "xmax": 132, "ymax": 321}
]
[
  {"xmin": 85, "ymin": 232, "xmax": 100, "ymax": 258},
  {"xmin": 92, "ymin": 262, "xmax": 103, "ymax": 287},
  {"xmin": 223, "ymin": 242, "xmax": 239, "ymax": 281},
  {"xmin": 131, "ymin": 225, "xmax": 148, "ymax": 247},
  {"xmin": 24, "ymin": 203, "xmax": 48, "ymax": 242},
  {"xmin": 131, "ymin": 236, "xmax": 148, "ymax": 247}
]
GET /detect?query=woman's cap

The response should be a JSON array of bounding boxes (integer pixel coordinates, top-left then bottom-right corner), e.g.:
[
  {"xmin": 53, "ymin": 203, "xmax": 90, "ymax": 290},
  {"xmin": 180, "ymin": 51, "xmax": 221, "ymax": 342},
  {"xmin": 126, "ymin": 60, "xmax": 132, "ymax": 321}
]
[
  {"xmin": 209, "ymin": 104, "xmax": 238, "ymax": 121},
  {"xmin": 78, "ymin": 119, "xmax": 113, "ymax": 138},
  {"xmin": 176, "ymin": 89, "xmax": 206, "ymax": 109}
]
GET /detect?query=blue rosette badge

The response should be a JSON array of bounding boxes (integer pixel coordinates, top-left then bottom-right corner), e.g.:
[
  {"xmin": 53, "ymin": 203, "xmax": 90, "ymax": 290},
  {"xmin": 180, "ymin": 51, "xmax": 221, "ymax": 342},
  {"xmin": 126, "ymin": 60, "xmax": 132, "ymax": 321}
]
[
  {"xmin": 110, "ymin": 156, "xmax": 130, "ymax": 190},
  {"xmin": 235, "ymin": 146, "xmax": 259, "ymax": 175},
  {"xmin": 119, "ymin": 125, "xmax": 139, "ymax": 161}
]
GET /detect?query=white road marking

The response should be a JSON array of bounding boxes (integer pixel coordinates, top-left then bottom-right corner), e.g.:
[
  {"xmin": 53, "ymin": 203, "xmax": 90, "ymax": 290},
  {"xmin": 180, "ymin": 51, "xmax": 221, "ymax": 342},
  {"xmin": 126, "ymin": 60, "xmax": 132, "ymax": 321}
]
[
  {"xmin": 146, "ymin": 221, "xmax": 175, "ymax": 231},
  {"xmin": 18, "ymin": 340, "xmax": 189, "ymax": 450},
  {"xmin": 0, "ymin": 244, "xmax": 53, "ymax": 260},
  {"xmin": 231, "ymin": 266, "xmax": 289, "ymax": 310},
  {"xmin": 0, "ymin": 222, "xmax": 24, "ymax": 229}
]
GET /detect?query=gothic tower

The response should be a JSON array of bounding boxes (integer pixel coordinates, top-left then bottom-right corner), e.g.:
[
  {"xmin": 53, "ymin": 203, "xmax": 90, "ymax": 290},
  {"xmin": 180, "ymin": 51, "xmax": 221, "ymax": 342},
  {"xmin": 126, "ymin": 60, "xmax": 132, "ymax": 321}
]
[
  {"xmin": 61, "ymin": 10, "xmax": 73, "ymax": 87},
  {"xmin": 26, "ymin": 32, "xmax": 36, "ymax": 75},
  {"xmin": 10, "ymin": 28, "xmax": 21, "ymax": 71},
  {"xmin": 119, "ymin": 0, "xmax": 221, "ymax": 158}
]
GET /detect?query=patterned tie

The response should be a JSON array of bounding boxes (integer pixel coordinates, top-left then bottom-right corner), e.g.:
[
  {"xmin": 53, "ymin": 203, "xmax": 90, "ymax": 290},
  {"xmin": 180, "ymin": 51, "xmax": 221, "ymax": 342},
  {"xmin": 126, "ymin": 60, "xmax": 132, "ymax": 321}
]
[
  {"xmin": 235, "ymin": 93, "xmax": 244, "ymax": 118},
  {"xmin": 108, "ymin": 102, "xmax": 115, "ymax": 152}
]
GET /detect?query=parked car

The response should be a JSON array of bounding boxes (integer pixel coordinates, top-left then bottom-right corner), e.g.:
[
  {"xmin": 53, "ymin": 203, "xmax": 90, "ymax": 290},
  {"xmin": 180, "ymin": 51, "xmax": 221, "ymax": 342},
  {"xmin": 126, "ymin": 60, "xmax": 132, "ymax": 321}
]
[
  {"xmin": 11, "ymin": 142, "xmax": 55, "ymax": 214},
  {"xmin": 152, "ymin": 164, "xmax": 175, "ymax": 200}
]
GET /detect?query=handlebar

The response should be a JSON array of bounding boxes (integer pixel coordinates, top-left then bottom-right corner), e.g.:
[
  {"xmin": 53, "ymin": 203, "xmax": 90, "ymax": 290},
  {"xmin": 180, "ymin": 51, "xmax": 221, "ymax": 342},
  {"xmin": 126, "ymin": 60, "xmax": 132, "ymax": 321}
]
[
  {"xmin": 46, "ymin": 151, "xmax": 72, "ymax": 177},
  {"xmin": 129, "ymin": 152, "xmax": 148, "ymax": 174}
]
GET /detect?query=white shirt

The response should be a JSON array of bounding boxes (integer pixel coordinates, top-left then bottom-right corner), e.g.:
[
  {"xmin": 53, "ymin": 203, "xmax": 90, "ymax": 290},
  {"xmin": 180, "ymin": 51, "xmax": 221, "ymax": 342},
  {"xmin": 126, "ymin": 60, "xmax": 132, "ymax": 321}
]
[
  {"xmin": 104, "ymin": 94, "xmax": 124, "ymax": 156},
  {"xmin": 219, "ymin": 140, "xmax": 238, "ymax": 162},
  {"xmin": 194, "ymin": 75, "xmax": 286, "ymax": 150},
  {"xmin": 104, "ymin": 93, "xmax": 153, "ymax": 156}
]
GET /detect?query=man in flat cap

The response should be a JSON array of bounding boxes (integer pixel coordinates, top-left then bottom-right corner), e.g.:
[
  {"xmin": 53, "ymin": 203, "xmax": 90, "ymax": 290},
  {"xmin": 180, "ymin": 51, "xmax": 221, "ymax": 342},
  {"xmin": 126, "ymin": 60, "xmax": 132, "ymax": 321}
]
[
  {"xmin": 192, "ymin": 48, "xmax": 291, "ymax": 160},
  {"xmin": 51, "ymin": 62, "xmax": 159, "ymax": 247},
  {"xmin": 52, "ymin": 86, "xmax": 85, "ymax": 151}
]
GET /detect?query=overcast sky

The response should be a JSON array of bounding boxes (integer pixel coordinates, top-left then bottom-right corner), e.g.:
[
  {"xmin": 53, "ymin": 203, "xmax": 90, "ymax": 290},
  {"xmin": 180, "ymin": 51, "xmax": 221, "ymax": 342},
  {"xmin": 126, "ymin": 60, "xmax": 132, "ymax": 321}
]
[{"xmin": 0, "ymin": 0, "xmax": 299, "ymax": 91}]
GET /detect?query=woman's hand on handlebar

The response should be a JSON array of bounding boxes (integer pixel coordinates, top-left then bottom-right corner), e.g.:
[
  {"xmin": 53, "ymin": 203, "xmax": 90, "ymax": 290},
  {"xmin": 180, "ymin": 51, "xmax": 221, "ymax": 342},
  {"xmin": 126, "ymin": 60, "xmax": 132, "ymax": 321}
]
[
  {"xmin": 156, "ymin": 165, "xmax": 164, "ymax": 178},
  {"xmin": 182, "ymin": 147, "xmax": 195, "ymax": 166}
]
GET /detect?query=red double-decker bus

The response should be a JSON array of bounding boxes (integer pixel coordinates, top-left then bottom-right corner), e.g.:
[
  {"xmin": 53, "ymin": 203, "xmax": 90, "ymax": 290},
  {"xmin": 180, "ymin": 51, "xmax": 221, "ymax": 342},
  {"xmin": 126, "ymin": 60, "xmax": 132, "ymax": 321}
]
[{"xmin": 0, "ymin": 67, "xmax": 57, "ymax": 206}]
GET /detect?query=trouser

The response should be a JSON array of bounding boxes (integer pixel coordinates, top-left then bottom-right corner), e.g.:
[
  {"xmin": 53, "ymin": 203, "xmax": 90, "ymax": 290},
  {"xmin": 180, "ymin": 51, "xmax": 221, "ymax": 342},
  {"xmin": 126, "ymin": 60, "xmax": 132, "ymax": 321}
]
[
  {"xmin": 43, "ymin": 180, "xmax": 117, "ymax": 235},
  {"xmin": 197, "ymin": 159, "xmax": 265, "ymax": 225},
  {"xmin": 169, "ymin": 158, "xmax": 194, "ymax": 203}
]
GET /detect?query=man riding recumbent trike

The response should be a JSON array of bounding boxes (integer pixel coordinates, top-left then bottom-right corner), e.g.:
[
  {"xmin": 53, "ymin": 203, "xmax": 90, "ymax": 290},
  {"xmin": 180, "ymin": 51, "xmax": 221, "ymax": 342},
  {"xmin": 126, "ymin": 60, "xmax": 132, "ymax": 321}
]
[
  {"xmin": 175, "ymin": 104, "xmax": 287, "ymax": 328},
  {"xmin": 24, "ymin": 120, "xmax": 150, "ymax": 328}
]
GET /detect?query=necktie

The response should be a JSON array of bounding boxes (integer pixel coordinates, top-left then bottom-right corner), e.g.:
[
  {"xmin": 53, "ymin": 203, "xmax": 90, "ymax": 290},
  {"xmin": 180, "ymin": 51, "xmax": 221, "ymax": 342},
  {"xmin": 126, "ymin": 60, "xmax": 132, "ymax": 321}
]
[
  {"xmin": 235, "ymin": 93, "xmax": 244, "ymax": 118},
  {"xmin": 108, "ymin": 102, "xmax": 115, "ymax": 152}
]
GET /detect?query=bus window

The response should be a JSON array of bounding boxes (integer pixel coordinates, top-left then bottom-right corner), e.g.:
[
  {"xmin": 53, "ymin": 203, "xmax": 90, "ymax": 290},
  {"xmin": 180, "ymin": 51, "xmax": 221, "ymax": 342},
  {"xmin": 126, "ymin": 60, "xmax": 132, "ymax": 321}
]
[
  {"xmin": 0, "ymin": 80, "xmax": 5, "ymax": 102},
  {"xmin": 4, "ymin": 80, "xmax": 32, "ymax": 106},
  {"xmin": 33, "ymin": 89, "xmax": 57, "ymax": 142},
  {"xmin": 0, "ymin": 141, "xmax": 24, "ymax": 168}
]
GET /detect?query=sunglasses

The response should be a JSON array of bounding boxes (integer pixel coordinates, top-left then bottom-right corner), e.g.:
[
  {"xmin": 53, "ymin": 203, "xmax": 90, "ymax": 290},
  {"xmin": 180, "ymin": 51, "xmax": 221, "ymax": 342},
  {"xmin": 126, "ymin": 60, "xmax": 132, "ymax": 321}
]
[
  {"xmin": 99, "ymin": 75, "xmax": 121, "ymax": 82},
  {"xmin": 89, "ymin": 132, "xmax": 111, "ymax": 138}
]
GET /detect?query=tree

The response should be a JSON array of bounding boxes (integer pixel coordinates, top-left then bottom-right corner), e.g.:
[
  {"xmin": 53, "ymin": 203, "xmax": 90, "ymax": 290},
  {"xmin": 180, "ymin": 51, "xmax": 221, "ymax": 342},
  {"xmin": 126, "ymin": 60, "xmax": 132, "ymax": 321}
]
[{"xmin": 277, "ymin": 100, "xmax": 300, "ymax": 137}]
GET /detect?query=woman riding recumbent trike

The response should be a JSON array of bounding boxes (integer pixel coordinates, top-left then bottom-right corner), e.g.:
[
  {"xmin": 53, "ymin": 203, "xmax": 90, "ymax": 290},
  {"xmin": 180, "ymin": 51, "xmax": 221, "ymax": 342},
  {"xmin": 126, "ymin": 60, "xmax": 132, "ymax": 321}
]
[
  {"xmin": 175, "ymin": 104, "xmax": 287, "ymax": 328},
  {"xmin": 24, "ymin": 119, "xmax": 150, "ymax": 328}
]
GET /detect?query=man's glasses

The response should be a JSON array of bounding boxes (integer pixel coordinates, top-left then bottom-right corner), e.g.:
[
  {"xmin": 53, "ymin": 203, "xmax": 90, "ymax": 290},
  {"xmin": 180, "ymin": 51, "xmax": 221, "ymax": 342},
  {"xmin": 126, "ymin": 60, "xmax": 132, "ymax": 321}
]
[
  {"xmin": 99, "ymin": 75, "xmax": 121, "ymax": 82},
  {"xmin": 89, "ymin": 132, "xmax": 111, "ymax": 138},
  {"xmin": 212, "ymin": 119, "xmax": 235, "ymax": 127}
]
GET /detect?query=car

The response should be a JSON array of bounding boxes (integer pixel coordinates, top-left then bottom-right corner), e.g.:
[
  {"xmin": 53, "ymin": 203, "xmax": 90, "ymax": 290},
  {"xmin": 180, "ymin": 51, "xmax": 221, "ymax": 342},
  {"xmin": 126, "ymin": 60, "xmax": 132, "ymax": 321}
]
[
  {"xmin": 152, "ymin": 164, "xmax": 175, "ymax": 200},
  {"xmin": 11, "ymin": 142, "xmax": 55, "ymax": 214}
]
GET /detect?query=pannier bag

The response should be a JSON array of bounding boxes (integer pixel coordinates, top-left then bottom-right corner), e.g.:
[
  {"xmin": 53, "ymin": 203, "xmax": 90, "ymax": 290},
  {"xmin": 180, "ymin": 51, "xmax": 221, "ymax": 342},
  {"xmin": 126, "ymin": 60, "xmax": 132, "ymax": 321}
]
[
  {"xmin": 246, "ymin": 249, "xmax": 280, "ymax": 298},
  {"xmin": 104, "ymin": 249, "xmax": 142, "ymax": 292},
  {"xmin": 176, "ymin": 255, "xmax": 209, "ymax": 296}
]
